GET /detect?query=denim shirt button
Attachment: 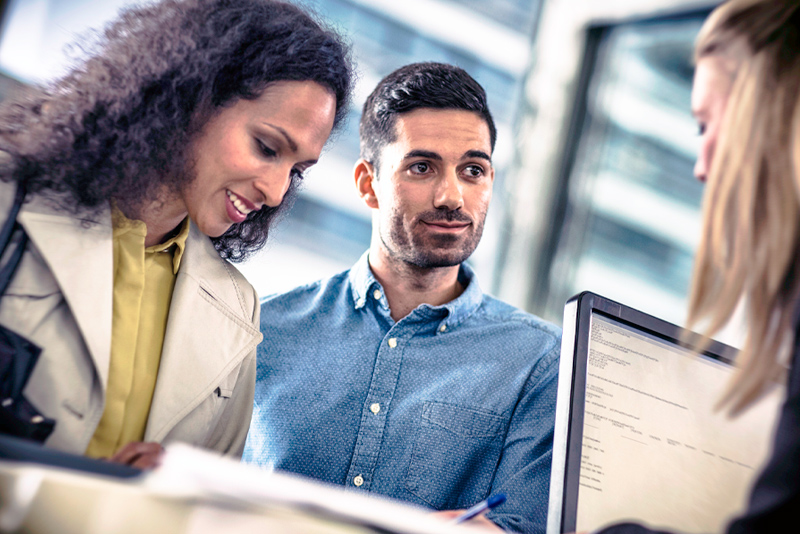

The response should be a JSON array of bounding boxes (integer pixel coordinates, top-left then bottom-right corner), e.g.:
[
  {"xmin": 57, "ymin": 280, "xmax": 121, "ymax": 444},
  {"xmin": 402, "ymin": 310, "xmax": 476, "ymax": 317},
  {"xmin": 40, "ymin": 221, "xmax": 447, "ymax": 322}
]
[
  {"xmin": 373, "ymin": 289, "xmax": 382, "ymax": 300},
  {"xmin": 439, "ymin": 324, "xmax": 447, "ymax": 333},
  {"xmin": 388, "ymin": 338, "xmax": 398, "ymax": 348},
  {"xmin": 370, "ymin": 403, "xmax": 381, "ymax": 414},
  {"xmin": 354, "ymin": 475, "xmax": 364, "ymax": 486}
]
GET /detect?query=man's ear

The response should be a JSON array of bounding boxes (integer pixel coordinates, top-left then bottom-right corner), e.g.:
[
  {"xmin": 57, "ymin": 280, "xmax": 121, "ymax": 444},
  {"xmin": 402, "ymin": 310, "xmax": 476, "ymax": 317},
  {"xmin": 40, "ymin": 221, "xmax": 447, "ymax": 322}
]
[{"xmin": 354, "ymin": 158, "xmax": 379, "ymax": 209}]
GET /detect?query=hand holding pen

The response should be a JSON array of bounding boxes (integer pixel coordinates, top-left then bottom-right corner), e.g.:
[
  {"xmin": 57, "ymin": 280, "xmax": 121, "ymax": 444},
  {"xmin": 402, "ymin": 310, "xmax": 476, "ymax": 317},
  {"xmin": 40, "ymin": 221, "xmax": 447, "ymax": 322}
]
[{"xmin": 450, "ymin": 493, "xmax": 507, "ymax": 524}]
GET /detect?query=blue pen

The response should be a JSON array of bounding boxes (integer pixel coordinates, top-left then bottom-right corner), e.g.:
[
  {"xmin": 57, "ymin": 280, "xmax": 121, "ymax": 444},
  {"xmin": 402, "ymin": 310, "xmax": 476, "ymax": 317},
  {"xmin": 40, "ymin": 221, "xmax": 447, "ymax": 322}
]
[{"xmin": 451, "ymin": 493, "xmax": 507, "ymax": 524}]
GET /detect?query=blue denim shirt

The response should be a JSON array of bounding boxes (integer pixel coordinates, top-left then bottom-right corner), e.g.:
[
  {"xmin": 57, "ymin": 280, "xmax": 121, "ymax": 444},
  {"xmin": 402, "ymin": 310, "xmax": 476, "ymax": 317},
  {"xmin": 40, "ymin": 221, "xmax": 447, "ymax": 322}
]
[{"xmin": 243, "ymin": 253, "xmax": 561, "ymax": 533}]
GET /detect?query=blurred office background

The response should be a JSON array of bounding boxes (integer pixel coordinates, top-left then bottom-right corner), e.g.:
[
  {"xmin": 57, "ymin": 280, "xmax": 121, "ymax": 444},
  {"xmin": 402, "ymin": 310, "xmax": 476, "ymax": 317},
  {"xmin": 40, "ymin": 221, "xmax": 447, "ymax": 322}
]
[{"xmin": 0, "ymin": 0, "xmax": 719, "ymax": 328}]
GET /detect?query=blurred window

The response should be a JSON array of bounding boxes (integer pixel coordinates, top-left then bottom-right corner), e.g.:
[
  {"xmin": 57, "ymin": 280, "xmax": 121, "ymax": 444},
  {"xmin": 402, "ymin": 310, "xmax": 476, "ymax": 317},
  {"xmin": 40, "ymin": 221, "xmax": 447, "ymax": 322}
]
[{"xmin": 539, "ymin": 13, "xmax": 709, "ymax": 326}]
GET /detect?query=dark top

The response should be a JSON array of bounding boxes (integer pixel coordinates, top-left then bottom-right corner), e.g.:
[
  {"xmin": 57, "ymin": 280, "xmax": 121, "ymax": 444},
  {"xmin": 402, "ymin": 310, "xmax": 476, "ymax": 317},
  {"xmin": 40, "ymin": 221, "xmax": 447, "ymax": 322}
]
[{"xmin": 598, "ymin": 330, "xmax": 800, "ymax": 534}]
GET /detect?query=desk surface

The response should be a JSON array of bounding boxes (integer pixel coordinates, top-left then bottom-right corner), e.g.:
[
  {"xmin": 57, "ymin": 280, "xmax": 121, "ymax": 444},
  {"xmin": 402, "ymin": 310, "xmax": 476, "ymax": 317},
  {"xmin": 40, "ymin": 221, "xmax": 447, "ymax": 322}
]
[{"xmin": 0, "ymin": 456, "xmax": 473, "ymax": 534}]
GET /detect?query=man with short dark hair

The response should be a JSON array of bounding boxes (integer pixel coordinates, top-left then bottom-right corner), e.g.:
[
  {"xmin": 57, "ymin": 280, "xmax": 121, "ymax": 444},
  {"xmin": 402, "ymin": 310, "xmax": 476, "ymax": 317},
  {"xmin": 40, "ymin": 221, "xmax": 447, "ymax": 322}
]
[{"xmin": 243, "ymin": 62, "xmax": 560, "ymax": 534}]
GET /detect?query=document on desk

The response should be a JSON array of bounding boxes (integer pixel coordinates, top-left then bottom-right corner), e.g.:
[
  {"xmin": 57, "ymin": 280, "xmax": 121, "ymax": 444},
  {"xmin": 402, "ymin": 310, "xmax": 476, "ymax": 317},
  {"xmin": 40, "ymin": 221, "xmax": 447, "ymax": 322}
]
[
  {"xmin": 576, "ymin": 314, "xmax": 782, "ymax": 534},
  {"xmin": 0, "ymin": 444, "xmax": 472, "ymax": 534},
  {"xmin": 145, "ymin": 443, "xmax": 469, "ymax": 534}
]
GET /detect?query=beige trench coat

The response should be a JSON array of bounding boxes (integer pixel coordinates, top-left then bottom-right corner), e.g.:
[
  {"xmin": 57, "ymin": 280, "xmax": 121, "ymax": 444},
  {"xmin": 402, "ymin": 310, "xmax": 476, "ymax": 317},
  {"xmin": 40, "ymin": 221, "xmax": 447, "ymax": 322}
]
[{"xmin": 0, "ymin": 181, "xmax": 261, "ymax": 456}]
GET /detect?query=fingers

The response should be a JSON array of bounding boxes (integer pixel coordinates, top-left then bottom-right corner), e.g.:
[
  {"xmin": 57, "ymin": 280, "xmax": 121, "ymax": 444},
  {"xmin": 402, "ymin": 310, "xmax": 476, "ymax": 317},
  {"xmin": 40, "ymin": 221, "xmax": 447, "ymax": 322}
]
[
  {"xmin": 109, "ymin": 441, "xmax": 164, "ymax": 469},
  {"xmin": 432, "ymin": 510, "xmax": 464, "ymax": 520},
  {"xmin": 431, "ymin": 510, "xmax": 504, "ymax": 532},
  {"xmin": 458, "ymin": 515, "xmax": 503, "ymax": 531}
]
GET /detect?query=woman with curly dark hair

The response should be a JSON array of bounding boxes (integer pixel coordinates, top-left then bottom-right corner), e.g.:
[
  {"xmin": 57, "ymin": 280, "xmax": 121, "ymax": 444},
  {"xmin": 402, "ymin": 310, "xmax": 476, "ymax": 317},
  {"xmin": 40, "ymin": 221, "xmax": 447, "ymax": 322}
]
[{"xmin": 0, "ymin": 0, "xmax": 352, "ymax": 468}]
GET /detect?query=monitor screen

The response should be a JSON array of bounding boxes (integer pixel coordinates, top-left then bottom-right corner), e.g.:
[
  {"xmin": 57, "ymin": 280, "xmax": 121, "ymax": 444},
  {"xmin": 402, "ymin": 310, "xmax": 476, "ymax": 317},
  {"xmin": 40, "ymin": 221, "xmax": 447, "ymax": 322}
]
[{"xmin": 574, "ymin": 312, "xmax": 781, "ymax": 533}]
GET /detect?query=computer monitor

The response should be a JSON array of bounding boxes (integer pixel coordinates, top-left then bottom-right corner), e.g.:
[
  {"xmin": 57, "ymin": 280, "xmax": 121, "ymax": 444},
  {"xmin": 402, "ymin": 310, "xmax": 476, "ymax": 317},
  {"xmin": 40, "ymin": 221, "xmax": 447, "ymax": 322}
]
[{"xmin": 548, "ymin": 292, "xmax": 782, "ymax": 534}]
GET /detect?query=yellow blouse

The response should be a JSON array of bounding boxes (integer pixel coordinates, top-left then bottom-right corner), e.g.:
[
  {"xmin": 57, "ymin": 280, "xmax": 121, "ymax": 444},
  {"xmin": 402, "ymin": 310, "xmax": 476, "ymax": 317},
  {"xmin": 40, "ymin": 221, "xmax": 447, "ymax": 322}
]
[{"xmin": 85, "ymin": 212, "xmax": 189, "ymax": 458}]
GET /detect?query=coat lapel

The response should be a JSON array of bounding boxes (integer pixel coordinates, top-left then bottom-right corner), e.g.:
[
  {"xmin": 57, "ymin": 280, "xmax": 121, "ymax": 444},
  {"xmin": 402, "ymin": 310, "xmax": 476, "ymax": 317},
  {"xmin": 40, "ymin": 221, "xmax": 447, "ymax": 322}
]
[
  {"xmin": 17, "ymin": 202, "xmax": 113, "ymax": 388},
  {"xmin": 16, "ymin": 193, "xmax": 260, "ymax": 443},
  {"xmin": 145, "ymin": 222, "xmax": 261, "ymax": 442}
]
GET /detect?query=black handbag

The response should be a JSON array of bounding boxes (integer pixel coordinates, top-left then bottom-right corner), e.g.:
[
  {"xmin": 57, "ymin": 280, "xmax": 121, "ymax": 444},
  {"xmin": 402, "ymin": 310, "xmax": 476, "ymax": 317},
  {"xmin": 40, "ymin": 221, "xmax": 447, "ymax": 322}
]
[{"xmin": 0, "ymin": 182, "xmax": 55, "ymax": 442}]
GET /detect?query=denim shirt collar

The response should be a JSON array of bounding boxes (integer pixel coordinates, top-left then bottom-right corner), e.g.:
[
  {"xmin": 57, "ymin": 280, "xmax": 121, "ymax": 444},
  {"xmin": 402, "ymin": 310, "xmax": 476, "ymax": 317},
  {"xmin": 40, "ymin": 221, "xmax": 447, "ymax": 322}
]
[{"xmin": 348, "ymin": 251, "xmax": 483, "ymax": 327}]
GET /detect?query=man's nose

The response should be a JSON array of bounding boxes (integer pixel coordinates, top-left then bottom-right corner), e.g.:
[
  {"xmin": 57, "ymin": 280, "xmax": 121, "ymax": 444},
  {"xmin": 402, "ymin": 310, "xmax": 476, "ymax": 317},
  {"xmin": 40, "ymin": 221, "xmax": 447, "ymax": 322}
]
[{"xmin": 433, "ymin": 171, "xmax": 464, "ymax": 211}]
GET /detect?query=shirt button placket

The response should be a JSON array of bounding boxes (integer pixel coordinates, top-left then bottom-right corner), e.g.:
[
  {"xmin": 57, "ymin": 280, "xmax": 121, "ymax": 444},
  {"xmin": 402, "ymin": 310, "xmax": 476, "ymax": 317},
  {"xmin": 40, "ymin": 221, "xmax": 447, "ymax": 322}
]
[{"xmin": 346, "ymin": 331, "xmax": 403, "ymax": 491}]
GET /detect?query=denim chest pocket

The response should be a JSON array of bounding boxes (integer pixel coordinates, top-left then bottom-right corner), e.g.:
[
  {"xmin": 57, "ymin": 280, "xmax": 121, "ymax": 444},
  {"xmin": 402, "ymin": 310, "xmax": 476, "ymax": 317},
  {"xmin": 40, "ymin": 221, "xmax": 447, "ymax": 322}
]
[{"xmin": 405, "ymin": 401, "xmax": 508, "ymax": 510}]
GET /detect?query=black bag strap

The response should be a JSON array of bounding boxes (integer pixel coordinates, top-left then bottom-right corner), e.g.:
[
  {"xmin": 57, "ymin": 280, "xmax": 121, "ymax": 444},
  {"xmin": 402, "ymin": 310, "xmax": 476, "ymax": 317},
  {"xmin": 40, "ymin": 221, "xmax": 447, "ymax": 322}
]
[{"xmin": 0, "ymin": 182, "xmax": 28, "ymax": 296}]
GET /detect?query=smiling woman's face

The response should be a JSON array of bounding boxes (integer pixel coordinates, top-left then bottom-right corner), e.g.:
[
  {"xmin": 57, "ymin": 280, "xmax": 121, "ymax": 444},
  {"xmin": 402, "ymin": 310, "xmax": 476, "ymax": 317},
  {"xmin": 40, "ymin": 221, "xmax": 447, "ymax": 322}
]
[
  {"xmin": 691, "ymin": 56, "xmax": 736, "ymax": 183},
  {"xmin": 180, "ymin": 80, "xmax": 337, "ymax": 237}
]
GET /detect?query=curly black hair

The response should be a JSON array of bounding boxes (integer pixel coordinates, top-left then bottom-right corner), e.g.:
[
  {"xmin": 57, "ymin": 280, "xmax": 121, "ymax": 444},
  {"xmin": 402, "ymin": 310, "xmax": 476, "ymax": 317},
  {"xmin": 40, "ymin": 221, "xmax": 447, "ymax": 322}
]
[{"xmin": 0, "ymin": 0, "xmax": 353, "ymax": 261}]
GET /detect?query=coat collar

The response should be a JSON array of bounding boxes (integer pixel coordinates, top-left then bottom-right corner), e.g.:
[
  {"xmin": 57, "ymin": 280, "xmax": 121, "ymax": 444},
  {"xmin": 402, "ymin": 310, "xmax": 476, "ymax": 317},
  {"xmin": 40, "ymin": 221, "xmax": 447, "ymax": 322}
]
[
  {"xmin": 16, "ymin": 193, "xmax": 260, "ymax": 442},
  {"xmin": 17, "ymin": 197, "xmax": 114, "ymax": 389}
]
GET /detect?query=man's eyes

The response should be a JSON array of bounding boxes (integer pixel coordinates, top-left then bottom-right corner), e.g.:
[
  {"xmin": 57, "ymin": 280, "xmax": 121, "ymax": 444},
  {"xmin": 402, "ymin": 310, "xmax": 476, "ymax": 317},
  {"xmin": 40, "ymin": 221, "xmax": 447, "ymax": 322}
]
[
  {"xmin": 407, "ymin": 162, "xmax": 488, "ymax": 178},
  {"xmin": 410, "ymin": 162, "xmax": 430, "ymax": 174},
  {"xmin": 464, "ymin": 165, "xmax": 485, "ymax": 177}
]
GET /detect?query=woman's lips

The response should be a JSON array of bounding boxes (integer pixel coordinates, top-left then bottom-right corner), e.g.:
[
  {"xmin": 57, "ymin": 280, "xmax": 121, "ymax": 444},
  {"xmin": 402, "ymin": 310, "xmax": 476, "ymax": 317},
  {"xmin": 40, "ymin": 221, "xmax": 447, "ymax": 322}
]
[
  {"xmin": 225, "ymin": 190, "xmax": 255, "ymax": 223},
  {"xmin": 226, "ymin": 190, "xmax": 256, "ymax": 214}
]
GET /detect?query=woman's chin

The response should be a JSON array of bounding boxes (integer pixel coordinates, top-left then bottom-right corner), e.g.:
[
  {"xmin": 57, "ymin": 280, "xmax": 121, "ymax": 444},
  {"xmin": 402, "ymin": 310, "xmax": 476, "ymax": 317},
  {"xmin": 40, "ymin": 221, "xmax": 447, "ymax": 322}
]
[{"xmin": 196, "ymin": 220, "xmax": 232, "ymax": 239}]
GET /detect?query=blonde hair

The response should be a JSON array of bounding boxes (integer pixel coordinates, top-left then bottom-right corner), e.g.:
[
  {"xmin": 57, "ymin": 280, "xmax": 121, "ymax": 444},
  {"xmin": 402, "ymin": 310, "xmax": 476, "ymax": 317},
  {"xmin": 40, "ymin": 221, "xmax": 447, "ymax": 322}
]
[{"xmin": 689, "ymin": 0, "xmax": 800, "ymax": 414}]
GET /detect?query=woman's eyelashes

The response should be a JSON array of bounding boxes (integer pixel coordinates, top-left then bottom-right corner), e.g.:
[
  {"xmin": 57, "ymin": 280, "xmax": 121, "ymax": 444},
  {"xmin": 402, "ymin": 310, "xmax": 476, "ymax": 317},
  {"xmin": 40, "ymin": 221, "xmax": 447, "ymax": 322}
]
[
  {"xmin": 256, "ymin": 138, "xmax": 277, "ymax": 158},
  {"xmin": 255, "ymin": 137, "xmax": 308, "ymax": 180}
]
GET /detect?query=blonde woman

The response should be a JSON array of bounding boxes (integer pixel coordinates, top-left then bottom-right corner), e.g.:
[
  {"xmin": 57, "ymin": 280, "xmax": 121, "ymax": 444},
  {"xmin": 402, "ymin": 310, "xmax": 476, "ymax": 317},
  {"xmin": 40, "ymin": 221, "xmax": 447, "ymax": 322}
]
[{"xmin": 592, "ymin": 0, "xmax": 800, "ymax": 532}]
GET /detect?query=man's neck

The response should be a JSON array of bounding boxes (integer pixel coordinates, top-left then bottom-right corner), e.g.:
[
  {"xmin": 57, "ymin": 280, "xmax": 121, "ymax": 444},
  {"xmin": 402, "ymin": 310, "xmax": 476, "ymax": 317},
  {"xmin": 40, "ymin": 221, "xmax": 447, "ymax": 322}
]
[{"xmin": 368, "ymin": 247, "xmax": 465, "ymax": 323}]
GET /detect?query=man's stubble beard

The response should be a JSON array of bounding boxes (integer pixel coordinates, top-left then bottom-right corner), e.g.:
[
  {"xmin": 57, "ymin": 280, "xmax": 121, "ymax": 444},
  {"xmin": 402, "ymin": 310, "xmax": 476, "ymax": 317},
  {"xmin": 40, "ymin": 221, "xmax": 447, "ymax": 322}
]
[{"xmin": 381, "ymin": 208, "xmax": 486, "ymax": 269}]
